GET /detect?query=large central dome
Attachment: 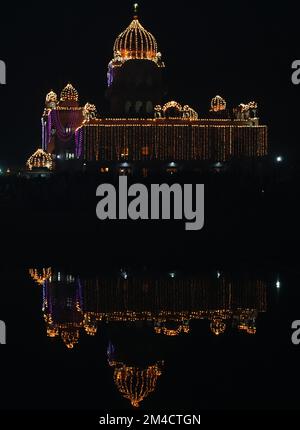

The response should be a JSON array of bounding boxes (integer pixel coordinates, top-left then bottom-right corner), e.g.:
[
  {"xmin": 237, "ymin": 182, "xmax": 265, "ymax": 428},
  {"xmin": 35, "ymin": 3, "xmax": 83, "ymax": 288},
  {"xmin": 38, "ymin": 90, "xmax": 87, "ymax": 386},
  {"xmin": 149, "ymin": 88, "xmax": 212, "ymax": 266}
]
[{"xmin": 113, "ymin": 15, "xmax": 158, "ymax": 61}]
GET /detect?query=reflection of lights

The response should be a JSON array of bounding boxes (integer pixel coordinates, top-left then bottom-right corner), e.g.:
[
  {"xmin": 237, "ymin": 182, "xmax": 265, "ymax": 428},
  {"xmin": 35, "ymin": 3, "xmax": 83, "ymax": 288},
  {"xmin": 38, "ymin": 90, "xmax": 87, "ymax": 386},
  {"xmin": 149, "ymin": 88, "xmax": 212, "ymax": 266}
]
[
  {"xmin": 112, "ymin": 363, "xmax": 163, "ymax": 408},
  {"xmin": 100, "ymin": 167, "xmax": 109, "ymax": 173},
  {"xmin": 29, "ymin": 267, "xmax": 52, "ymax": 285},
  {"xmin": 121, "ymin": 270, "xmax": 128, "ymax": 280},
  {"xmin": 276, "ymin": 156, "xmax": 283, "ymax": 163},
  {"xmin": 276, "ymin": 280, "xmax": 280, "ymax": 289},
  {"xmin": 27, "ymin": 149, "xmax": 53, "ymax": 171},
  {"xmin": 210, "ymin": 318, "xmax": 226, "ymax": 336}
]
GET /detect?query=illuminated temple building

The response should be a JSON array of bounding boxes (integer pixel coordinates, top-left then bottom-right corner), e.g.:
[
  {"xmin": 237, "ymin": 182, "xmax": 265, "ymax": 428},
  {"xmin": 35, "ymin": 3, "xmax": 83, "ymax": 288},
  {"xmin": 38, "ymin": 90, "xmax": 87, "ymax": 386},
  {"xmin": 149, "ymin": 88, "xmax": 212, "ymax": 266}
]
[
  {"xmin": 30, "ymin": 267, "xmax": 266, "ymax": 407},
  {"xmin": 39, "ymin": 6, "xmax": 268, "ymax": 173}
]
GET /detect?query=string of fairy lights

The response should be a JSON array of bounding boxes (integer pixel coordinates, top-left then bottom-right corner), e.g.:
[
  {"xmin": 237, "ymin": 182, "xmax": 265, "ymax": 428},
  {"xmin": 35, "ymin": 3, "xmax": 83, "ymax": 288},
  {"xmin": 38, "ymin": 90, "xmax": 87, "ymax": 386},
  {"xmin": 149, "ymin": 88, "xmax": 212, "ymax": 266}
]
[{"xmin": 78, "ymin": 121, "xmax": 267, "ymax": 162}]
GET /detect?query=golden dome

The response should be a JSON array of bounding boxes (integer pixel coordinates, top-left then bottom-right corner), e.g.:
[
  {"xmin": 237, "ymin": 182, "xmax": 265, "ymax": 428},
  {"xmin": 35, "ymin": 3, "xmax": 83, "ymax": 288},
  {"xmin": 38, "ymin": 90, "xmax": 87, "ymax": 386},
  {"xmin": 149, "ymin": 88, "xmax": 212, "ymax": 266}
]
[
  {"xmin": 26, "ymin": 149, "xmax": 53, "ymax": 171},
  {"xmin": 60, "ymin": 83, "xmax": 79, "ymax": 102},
  {"xmin": 114, "ymin": 16, "xmax": 158, "ymax": 61},
  {"xmin": 211, "ymin": 95, "xmax": 226, "ymax": 112}
]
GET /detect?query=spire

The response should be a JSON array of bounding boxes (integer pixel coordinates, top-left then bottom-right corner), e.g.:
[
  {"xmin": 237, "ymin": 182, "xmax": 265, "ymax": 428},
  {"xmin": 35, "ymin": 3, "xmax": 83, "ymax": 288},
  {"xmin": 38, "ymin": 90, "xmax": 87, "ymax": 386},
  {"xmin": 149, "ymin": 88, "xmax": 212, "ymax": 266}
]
[{"xmin": 133, "ymin": 3, "xmax": 139, "ymax": 19}]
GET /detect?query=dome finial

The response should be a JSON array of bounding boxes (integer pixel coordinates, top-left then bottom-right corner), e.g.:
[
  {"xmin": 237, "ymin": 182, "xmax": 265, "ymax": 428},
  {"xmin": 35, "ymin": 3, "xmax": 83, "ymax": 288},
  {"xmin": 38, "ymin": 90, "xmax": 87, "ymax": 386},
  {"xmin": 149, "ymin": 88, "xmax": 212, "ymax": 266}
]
[{"xmin": 133, "ymin": 2, "xmax": 139, "ymax": 18}]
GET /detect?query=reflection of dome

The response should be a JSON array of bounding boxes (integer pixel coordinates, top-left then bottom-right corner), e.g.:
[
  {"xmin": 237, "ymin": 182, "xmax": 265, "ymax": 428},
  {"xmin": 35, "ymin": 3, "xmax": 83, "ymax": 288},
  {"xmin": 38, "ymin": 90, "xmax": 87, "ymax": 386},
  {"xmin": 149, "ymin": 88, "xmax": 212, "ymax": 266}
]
[
  {"xmin": 113, "ymin": 17, "xmax": 158, "ymax": 61},
  {"xmin": 60, "ymin": 83, "xmax": 79, "ymax": 102},
  {"xmin": 47, "ymin": 327, "xmax": 59, "ymax": 338},
  {"xmin": 211, "ymin": 95, "xmax": 226, "ymax": 112},
  {"xmin": 113, "ymin": 363, "xmax": 163, "ymax": 408},
  {"xmin": 154, "ymin": 320, "xmax": 190, "ymax": 336},
  {"xmin": 29, "ymin": 267, "xmax": 52, "ymax": 285},
  {"xmin": 237, "ymin": 309, "xmax": 257, "ymax": 335},
  {"xmin": 61, "ymin": 329, "xmax": 80, "ymax": 349},
  {"xmin": 26, "ymin": 149, "xmax": 53, "ymax": 171},
  {"xmin": 83, "ymin": 313, "xmax": 98, "ymax": 336},
  {"xmin": 210, "ymin": 318, "xmax": 226, "ymax": 336}
]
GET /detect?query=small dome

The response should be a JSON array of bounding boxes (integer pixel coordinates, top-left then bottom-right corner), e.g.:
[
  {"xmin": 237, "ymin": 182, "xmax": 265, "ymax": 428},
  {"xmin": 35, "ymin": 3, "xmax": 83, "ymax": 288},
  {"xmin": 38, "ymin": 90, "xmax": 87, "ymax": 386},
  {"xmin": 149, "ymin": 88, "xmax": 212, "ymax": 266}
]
[
  {"xmin": 248, "ymin": 101, "xmax": 257, "ymax": 109},
  {"xmin": 83, "ymin": 103, "xmax": 97, "ymax": 121},
  {"xmin": 46, "ymin": 90, "xmax": 57, "ymax": 103},
  {"xmin": 26, "ymin": 149, "xmax": 53, "ymax": 171},
  {"xmin": 114, "ymin": 17, "xmax": 158, "ymax": 61},
  {"xmin": 60, "ymin": 83, "xmax": 79, "ymax": 102},
  {"xmin": 211, "ymin": 95, "xmax": 226, "ymax": 112}
]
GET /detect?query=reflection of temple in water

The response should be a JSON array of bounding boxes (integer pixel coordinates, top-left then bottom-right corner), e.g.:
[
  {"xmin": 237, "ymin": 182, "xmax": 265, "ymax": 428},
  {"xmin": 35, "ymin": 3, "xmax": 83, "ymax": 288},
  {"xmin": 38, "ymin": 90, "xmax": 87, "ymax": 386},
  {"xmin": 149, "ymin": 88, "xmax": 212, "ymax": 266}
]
[
  {"xmin": 107, "ymin": 341, "xmax": 164, "ymax": 408},
  {"xmin": 29, "ymin": 268, "xmax": 267, "ymax": 407},
  {"xmin": 30, "ymin": 268, "xmax": 267, "ymax": 343}
]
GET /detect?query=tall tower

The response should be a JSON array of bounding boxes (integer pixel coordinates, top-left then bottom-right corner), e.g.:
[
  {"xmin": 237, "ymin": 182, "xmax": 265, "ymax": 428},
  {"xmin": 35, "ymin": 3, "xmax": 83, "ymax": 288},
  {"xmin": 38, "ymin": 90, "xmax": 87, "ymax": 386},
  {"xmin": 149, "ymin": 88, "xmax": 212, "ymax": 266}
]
[{"xmin": 106, "ymin": 4, "xmax": 166, "ymax": 117}]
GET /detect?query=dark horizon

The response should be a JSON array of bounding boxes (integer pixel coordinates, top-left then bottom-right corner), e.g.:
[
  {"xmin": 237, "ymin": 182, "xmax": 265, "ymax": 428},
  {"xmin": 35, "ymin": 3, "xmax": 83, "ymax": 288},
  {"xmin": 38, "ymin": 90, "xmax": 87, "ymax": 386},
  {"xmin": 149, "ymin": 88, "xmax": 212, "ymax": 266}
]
[{"xmin": 0, "ymin": 0, "xmax": 298, "ymax": 165}]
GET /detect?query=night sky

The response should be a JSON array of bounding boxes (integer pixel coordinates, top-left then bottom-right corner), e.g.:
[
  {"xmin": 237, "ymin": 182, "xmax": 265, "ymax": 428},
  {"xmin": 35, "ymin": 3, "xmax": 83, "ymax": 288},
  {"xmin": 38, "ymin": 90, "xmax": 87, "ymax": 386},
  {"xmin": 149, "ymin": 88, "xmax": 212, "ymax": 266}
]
[{"xmin": 0, "ymin": 0, "xmax": 298, "ymax": 165}]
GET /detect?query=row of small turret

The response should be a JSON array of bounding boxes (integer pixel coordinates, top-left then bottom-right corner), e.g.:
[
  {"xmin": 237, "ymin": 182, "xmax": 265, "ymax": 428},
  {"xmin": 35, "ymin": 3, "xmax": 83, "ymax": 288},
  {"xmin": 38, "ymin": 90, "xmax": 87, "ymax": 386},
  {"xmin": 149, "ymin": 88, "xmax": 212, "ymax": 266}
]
[{"xmin": 44, "ymin": 84, "xmax": 258, "ymax": 121}]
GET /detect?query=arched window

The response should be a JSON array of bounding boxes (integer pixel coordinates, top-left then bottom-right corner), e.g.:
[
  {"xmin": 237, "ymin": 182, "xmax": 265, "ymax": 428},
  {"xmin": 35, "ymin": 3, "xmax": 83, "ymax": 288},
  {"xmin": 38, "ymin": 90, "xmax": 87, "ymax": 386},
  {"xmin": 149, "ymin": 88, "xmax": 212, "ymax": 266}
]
[
  {"xmin": 146, "ymin": 101, "xmax": 153, "ymax": 114},
  {"xmin": 135, "ymin": 101, "xmax": 143, "ymax": 114},
  {"xmin": 125, "ymin": 101, "xmax": 132, "ymax": 114}
]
